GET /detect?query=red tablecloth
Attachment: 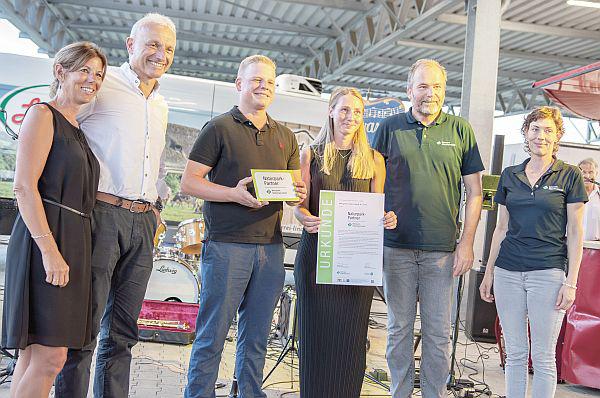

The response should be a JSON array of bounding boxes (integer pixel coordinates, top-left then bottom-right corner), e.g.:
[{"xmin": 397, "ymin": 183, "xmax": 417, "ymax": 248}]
[{"xmin": 561, "ymin": 247, "xmax": 600, "ymax": 388}]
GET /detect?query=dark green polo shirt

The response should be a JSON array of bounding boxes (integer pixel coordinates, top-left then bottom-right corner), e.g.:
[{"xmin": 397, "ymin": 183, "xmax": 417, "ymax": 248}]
[
  {"xmin": 188, "ymin": 106, "xmax": 300, "ymax": 244},
  {"xmin": 372, "ymin": 109, "xmax": 484, "ymax": 251},
  {"xmin": 494, "ymin": 159, "xmax": 588, "ymax": 272}
]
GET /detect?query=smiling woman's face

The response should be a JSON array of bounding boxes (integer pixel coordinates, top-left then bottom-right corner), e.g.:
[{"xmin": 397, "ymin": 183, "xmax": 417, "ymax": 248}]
[
  {"xmin": 329, "ymin": 93, "xmax": 364, "ymax": 139},
  {"xmin": 525, "ymin": 117, "xmax": 559, "ymax": 158}
]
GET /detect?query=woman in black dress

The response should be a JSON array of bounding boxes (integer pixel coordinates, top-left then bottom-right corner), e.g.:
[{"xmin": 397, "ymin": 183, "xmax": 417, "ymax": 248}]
[
  {"xmin": 2, "ymin": 42, "xmax": 106, "ymax": 397},
  {"xmin": 293, "ymin": 87, "xmax": 397, "ymax": 397}
]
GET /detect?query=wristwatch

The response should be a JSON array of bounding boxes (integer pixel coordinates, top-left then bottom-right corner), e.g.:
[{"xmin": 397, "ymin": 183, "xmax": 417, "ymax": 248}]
[{"xmin": 154, "ymin": 198, "xmax": 164, "ymax": 212}]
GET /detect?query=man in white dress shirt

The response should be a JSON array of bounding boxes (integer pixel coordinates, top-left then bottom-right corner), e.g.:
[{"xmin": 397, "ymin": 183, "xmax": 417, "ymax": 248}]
[
  {"xmin": 55, "ymin": 13, "xmax": 176, "ymax": 398},
  {"xmin": 579, "ymin": 158, "xmax": 600, "ymax": 241}
]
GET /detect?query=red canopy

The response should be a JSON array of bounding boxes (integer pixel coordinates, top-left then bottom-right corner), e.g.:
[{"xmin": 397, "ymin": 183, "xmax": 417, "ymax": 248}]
[{"xmin": 532, "ymin": 62, "xmax": 600, "ymax": 121}]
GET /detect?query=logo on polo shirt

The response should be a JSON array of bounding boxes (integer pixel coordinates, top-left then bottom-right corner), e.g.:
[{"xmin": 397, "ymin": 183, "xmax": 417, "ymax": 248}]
[
  {"xmin": 543, "ymin": 185, "xmax": 564, "ymax": 192},
  {"xmin": 436, "ymin": 141, "xmax": 456, "ymax": 147}
]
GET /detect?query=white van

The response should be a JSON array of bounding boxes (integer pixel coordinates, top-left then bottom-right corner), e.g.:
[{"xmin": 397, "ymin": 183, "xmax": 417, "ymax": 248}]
[{"xmin": 0, "ymin": 53, "xmax": 329, "ymax": 240}]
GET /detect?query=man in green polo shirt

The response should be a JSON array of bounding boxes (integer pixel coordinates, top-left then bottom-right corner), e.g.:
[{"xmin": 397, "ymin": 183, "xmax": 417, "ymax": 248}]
[{"xmin": 372, "ymin": 59, "xmax": 484, "ymax": 398}]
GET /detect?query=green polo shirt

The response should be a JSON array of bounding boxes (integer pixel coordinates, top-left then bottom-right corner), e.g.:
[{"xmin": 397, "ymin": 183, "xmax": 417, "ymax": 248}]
[
  {"xmin": 188, "ymin": 106, "xmax": 300, "ymax": 244},
  {"xmin": 494, "ymin": 159, "xmax": 588, "ymax": 272},
  {"xmin": 372, "ymin": 109, "xmax": 484, "ymax": 251}
]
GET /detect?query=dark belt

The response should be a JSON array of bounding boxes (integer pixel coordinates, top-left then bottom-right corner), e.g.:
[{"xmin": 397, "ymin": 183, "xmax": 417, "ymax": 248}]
[
  {"xmin": 96, "ymin": 192, "xmax": 155, "ymax": 213},
  {"xmin": 42, "ymin": 198, "xmax": 90, "ymax": 219}
]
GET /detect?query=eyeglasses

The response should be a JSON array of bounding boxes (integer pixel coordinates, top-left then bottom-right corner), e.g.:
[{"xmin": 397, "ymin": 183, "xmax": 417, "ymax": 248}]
[{"xmin": 0, "ymin": 109, "xmax": 18, "ymax": 140}]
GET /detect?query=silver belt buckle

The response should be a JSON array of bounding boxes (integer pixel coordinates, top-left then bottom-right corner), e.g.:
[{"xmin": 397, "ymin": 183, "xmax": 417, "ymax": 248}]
[{"xmin": 130, "ymin": 199, "xmax": 147, "ymax": 213}]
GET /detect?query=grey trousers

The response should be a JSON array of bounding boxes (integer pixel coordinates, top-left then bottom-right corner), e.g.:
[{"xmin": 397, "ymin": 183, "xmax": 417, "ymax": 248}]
[
  {"xmin": 383, "ymin": 246, "xmax": 454, "ymax": 398},
  {"xmin": 55, "ymin": 200, "xmax": 156, "ymax": 398},
  {"xmin": 494, "ymin": 266, "xmax": 565, "ymax": 398}
]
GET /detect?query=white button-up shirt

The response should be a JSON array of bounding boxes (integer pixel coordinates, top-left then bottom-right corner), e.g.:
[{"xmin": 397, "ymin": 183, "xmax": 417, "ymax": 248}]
[
  {"xmin": 583, "ymin": 188, "xmax": 600, "ymax": 241},
  {"xmin": 78, "ymin": 63, "xmax": 168, "ymax": 203}
]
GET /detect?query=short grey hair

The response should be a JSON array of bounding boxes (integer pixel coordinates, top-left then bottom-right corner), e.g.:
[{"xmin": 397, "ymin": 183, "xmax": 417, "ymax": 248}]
[
  {"xmin": 407, "ymin": 58, "xmax": 447, "ymax": 87},
  {"xmin": 237, "ymin": 55, "xmax": 276, "ymax": 78},
  {"xmin": 579, "ymin": 157, "xmax": 598, "ymax": 171},
  {"xmin": 130, "ymin": 13, "xmax": 176, "ymax": 37}
]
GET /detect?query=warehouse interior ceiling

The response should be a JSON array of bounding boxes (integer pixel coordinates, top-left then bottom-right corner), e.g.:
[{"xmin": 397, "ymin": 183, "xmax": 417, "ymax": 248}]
[{"xmin": 1, "ymin": 0, "xmax": 600, "ymax": 114}]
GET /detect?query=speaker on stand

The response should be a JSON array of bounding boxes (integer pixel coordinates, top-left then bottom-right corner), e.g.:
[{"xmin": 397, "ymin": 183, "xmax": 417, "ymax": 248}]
[
  {"xmin": 465, "ymin": 134, "xmax": 504, "ymax": 343},
  {"xmin": 465, "ymin": 268, "xmax": 497, "ymax": 343}
]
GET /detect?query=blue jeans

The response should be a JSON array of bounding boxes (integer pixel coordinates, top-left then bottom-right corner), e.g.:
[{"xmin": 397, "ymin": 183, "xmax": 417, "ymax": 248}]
[
  {"xmin": 383, "ymin": 247, "xmax": 454, "ymax": 398},
  {"xmin": 494, "ymin": 266, "xmax": 565, "ymax": 398},
  {"xmin": 185, "ymin": 241, "xmax": 285, "ymax": 398}
]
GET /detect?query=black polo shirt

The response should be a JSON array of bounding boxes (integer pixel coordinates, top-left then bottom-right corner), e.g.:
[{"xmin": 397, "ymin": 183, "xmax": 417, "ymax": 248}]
[
  {"xmin": 494, "ymin": 159, "xmax": 588, "ymax": 272},
  {"xmin": 372, "ymin": 109, "xmax": 484, "ymax": 251},
  {"xmin": 188, "ymin": 106, "xmax": 300, "ymax": 244}
]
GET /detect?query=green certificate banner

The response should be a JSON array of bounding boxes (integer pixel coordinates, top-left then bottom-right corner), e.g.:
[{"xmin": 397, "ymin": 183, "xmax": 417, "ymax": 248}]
[
  {"xmin": 316, "ymin": 190, "xmax": 384, "ymax": 286},
  {"xmin": 251, "ymin": 169, "xmax": 299, "ymax": 202}
]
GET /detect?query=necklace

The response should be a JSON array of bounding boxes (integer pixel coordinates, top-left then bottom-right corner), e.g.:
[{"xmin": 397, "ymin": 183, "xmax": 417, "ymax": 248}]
[{"xmin": 337, "ymin": 149, "xmax": 352, "ymax": 159}]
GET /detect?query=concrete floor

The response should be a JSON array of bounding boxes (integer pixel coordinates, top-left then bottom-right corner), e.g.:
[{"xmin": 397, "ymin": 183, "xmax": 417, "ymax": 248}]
[{"xmin": 0, "ymin": 242, "xmax": 598, "ymax": 397}]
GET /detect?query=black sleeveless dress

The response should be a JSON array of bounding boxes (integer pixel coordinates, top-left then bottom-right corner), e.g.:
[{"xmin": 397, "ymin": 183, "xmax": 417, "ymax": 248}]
[
  {"xmin": 2, "ymin": 103, "xmax": 99, "ymax": 349},
  {"xmin": 294, "ymin": 148, "xmax": 375, "ymax": 398}
]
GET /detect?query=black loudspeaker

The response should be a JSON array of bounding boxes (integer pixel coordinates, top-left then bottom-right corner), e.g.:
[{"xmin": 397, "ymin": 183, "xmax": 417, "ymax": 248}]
[{"xmin": 465, "ymin": 268, "xmax": 497, "ymax": 343}]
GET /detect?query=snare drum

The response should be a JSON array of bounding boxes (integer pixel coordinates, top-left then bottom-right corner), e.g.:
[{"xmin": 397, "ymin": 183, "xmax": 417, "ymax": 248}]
[
  {"xmin": 145, "ymin": 256, "xmax": 200, "ymax": 303},
  {"xmin": 176, "ymin": 218, "xmax": 205, "ymax": 255}
]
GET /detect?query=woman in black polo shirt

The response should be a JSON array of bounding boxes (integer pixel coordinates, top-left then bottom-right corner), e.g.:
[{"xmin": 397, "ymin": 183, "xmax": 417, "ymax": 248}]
[{"xmin": 479, "ymin": 106, "xmax": 587, "ymax": 398}]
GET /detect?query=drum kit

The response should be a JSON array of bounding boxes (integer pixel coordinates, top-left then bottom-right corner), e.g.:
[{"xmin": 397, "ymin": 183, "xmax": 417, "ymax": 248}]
[
  {"xmin": 145, "ymin": 218, "xmax": 205, "ymax": 304},
  {"xmin": 145, "ymin": 217, "xmax": 297, "ymax": 309}
]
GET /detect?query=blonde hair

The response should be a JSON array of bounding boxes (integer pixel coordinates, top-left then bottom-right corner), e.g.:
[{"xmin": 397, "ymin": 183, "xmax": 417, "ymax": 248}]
[
  {"xmin": 130, "ymin": 13, "xmax": 176, "ymax": 37},
  {"xmin": 407, "ymin": 58, "xmax": 447, "ymax": 87},
  {"xmin": 521, "ymin": 106, "xmax": 565, "ymax": 157},
  {"xmin": 50, "ymin": 41, "xmax": 108, "ymax": 98},
  {"xmin": 237, "ymin": 55, "xmax": 276, "ymax": 77},
  {"xmin": 311, "ymin": 87, "xmax": 374, "ymax": 179}
]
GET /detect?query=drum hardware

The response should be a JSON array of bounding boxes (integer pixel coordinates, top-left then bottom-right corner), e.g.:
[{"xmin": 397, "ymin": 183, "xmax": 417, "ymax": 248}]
[
  {"xmin": 264, "ymin": 286, "xmax": 298, "ymax": 385},
  {"xmin": 0, "ymin": 348, "xmax": 17, "ymax": 380},
  {"xmin": 283, "ymin": 268, "xmax": 294, "ymax": 287},
  {"xmin": 273, "ymin": 287, "xmax": 296, "ymax": 346}
]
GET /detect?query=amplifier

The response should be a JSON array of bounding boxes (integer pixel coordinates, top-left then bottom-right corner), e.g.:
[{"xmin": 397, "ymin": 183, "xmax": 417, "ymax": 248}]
[{"xmin": 465, "ymin": 268, "xmax": 497, "ymax": 343}]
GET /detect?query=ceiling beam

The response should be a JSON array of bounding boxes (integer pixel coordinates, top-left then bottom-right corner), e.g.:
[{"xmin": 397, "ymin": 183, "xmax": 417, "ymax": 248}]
[
  {"xmin": 370, "ymin": 56, "xmax": 550, "ymax": 81},
  {"xmin": 68, "ymin": 23, "xmax": 313, "ymax": 56},
  {"xmin": 343, "ymin": 68, "xmax": 465, "ymax": 89},
  {"xmin": 269, "ymin": 0, "xmax": 369, "ymax": 12},
  {"xmin": 49, "ymin": 0, "xmax": 337, "ymax": 38},
  {"xmin": 68, "ymin": 22, "xmax": 313, "ymax": 39},
  {"xmin": 0, "ymin": 0, "xmax": 76, "ymax": 52},
  {"xmin": 300, "ymin": 0, "xmax": 461, "ymax": 80},
  {"xmin": 437, "ymin": 13, "xmax": 600, "ymax": 41},
  {"xmin": 392, "ymin": 38, "xmax": 592, "ymax": 65},
  {"xmin": 324, "ymin": 79, "xmax": 461, "ymax": 101}
]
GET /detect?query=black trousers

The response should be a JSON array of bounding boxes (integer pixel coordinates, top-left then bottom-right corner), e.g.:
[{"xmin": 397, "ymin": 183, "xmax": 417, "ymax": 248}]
[{"xmin": 55, "ymin": 201, "xmax": 156, "ymax": 398}]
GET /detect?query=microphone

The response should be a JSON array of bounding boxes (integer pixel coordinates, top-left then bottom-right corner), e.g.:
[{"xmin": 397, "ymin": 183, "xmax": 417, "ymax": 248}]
[{"xmin": 584, "ymin": 178, "xmax": 600, "ymax": 186}]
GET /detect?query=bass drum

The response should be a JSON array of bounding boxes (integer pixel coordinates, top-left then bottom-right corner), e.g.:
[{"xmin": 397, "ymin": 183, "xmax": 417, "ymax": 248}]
[{"xmin": 145, "ymin": 256, "xmax": 200, "ymax": 304}]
